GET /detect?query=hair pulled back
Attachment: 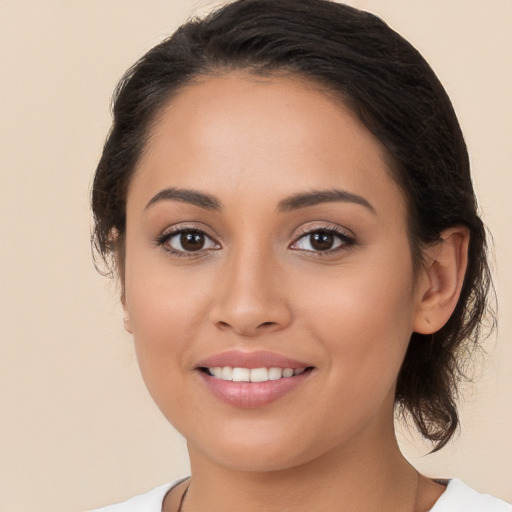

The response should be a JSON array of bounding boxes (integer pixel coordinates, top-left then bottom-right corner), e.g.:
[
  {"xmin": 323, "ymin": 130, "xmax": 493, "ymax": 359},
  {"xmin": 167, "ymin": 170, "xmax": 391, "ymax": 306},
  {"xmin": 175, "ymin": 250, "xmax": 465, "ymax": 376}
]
[{"xmin": 92, "ymin": 0, "xmax": 493, "ymax": 451}]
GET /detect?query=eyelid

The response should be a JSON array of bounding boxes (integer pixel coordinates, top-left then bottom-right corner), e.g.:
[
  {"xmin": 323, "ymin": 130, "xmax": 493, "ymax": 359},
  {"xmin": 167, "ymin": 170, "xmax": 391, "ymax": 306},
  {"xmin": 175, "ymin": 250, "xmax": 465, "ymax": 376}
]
[
  {"xmin": 157, "ymin": 222, "xmax": 217, "ymax": 238},
  {"xmin": 293, "ymin": 222, "xmax": 354, "ymax": 239},
  {"xmin": 154, "ymin": 223, "xmax": 221, "ymax": 256},
  {"xmin": 289, "ymin": 223, "xmax": 355, "ymax": 253}
]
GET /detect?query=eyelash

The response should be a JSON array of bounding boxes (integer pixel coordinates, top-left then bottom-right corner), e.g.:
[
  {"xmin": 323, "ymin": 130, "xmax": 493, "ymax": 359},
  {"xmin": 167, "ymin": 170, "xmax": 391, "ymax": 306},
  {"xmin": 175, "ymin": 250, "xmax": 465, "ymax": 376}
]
[
  {"xmin": 154, "ymin": 224, "xmax": 355, "ymax": 257},
  {"xmin": 290, "ymin": 225, "xmax": 355, "ymax": 255},
  {"xmin": 154, "ymin": 226, "xmax": 220, "ymax": 258}
]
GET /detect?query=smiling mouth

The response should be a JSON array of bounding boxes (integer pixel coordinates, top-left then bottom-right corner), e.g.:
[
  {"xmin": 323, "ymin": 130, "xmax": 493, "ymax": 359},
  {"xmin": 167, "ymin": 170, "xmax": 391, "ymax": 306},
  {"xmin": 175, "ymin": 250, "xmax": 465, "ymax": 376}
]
[
  {"xmin": 199, "ymin": 366, "xmax": 315, "ymax": 382},
  {"xmin": 195, "ymin": 350, "xmax": 315, "ymax": 407}
]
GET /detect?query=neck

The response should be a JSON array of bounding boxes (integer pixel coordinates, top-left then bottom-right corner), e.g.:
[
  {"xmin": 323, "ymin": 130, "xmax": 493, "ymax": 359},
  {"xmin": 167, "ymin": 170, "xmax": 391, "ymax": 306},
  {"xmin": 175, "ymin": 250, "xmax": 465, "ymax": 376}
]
[{"xmin": 182, "ymin": 423, "xmax": 421, "ymax": 512}]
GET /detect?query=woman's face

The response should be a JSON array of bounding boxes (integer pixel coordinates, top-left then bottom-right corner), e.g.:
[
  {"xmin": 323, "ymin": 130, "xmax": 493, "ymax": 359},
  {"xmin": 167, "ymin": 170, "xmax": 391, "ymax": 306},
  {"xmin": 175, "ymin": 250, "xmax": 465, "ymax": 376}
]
[{"xmin": 122, "ymin": 73, "xmax": 427, "ymax": 471}]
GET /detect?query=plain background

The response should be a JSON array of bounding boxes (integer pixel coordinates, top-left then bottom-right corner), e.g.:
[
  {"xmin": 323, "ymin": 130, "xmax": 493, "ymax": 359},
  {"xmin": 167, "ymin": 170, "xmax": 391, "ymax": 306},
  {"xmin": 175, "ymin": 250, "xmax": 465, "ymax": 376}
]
[{"xmin": 0, "ymin": 1, "xmax": 511, "ymax": 510}]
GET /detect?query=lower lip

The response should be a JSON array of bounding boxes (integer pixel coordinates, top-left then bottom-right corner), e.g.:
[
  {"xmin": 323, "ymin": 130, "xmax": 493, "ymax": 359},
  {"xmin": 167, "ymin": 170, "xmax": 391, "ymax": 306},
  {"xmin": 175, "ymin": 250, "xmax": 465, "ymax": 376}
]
[{"xmin": 198, "ymin": 370, "xmax": 312, "ymax": 409}]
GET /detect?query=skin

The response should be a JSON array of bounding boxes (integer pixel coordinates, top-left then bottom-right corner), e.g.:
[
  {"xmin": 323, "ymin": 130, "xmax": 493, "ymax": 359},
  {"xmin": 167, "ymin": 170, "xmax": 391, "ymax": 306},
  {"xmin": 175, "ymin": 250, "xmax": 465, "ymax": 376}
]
[{"xmin": 121, "ymin": 73, "xmax": 468, "ymax": 511}]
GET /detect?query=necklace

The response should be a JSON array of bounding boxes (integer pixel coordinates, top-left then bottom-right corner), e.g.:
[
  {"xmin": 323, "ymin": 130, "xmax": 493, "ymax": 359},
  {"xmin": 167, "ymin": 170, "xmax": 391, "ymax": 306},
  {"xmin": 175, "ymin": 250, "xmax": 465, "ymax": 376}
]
[
  {"xmin": 412, "ymin": 471, "xmax": 421, "ymax": 512},
  {"xmin": 176, "ymin": 479, "xmax": 190, "ymax": 512},
  {"xmin": 177, "ymin": 473, "xmax": 420, "ymax": 512}
]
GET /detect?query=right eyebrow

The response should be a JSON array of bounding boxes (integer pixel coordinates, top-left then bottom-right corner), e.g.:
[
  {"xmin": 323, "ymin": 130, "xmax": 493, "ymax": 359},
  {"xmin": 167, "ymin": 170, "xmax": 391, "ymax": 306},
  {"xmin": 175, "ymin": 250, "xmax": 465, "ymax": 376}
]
[
  {"xmin": 277, "ymin": 188, "xmax": 376, "ymax": 215},
  {"xmin": 145, "ymin": 187, "xmax": 222, "ymax": 211}
]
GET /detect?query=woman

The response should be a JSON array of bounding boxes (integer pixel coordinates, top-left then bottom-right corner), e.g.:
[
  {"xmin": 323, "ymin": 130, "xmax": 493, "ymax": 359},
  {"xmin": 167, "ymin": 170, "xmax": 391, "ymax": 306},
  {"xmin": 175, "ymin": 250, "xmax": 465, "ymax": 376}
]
[{"xmin": 90, "ymin": 0, "xmax": 510, "ymax": 510}]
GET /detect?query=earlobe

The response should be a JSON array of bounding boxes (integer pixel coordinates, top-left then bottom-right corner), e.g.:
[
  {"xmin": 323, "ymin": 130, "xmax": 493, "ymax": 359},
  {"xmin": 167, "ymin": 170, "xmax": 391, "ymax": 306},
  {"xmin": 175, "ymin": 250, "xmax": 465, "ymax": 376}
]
[
  {"xmin": 121, "ymin": 294, "xmax": 133, "ymax": 334},
  {"xmin": 413, "ymin": 227, "xmax": 470, "ymax": 334},
  {"xmin": 123, "ymin": 311, "xmax": 133, "ymax": 334},
  {"xmin": 113, "ymin": 235, "xmax": 130, "ymax": 332}
]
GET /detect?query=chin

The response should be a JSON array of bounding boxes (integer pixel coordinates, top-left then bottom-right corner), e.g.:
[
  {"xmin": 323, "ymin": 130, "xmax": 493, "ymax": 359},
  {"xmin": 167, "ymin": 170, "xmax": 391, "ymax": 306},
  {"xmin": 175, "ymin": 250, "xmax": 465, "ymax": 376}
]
[
  {"xmin": 185, "ymin": 420, "xmax": 336, "ymax": 474},
  {"xmin": 201, "ymin": 443, "xmax": 310, "ymax": 473}
]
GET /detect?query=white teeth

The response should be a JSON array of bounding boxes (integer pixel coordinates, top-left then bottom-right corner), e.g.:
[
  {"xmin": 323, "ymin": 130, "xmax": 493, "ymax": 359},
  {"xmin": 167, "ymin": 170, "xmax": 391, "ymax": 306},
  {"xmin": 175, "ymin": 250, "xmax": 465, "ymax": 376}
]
[
  {"xmin": 207, "ymin": 366, "xmax": 307, "ymax": 382},
  {"xmin": 268, "ymin": 367, "xmax": 283, "ymax": 380},
  {"xmin": 232, "ymin": 367, "xmax": 250, "ymax": 382},
  {"xmin": 250, "ymin": 367, "xmax": 268, "ymax": 382},
  {"xmin": 221, "ymin": 366, "xmax": 233, "ymax": 380},
  {"xmin": 282, "ymin": 368, "xmax": 294, "ymax": 378}
]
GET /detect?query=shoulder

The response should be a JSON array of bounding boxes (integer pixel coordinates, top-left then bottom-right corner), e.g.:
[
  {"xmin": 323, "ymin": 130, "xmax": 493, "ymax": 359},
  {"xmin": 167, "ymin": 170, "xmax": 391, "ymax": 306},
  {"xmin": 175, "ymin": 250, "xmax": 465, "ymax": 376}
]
[
  {"xmin": 89, "ymin": 481, "xmax": 180, "ymax": 512},
  {"xmin": 431, "ymin": 479, "xmax": 511, "ymax": 512}
]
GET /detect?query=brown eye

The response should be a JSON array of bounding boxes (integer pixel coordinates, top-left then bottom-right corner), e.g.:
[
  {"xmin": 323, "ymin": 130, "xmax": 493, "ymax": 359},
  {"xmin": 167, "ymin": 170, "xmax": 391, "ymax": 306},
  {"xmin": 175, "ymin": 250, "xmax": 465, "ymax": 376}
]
[
  {"xmin": 161, "ymin": 228, "xmax": 220, "ymax": 254},
  {"xmin": 310, "ymin": 231, "xmax": 335, "ymax": 251},
  {"xmin": 290, "ymin": 227, "xmax": 354, "ymax": 253},
  {"xmin": 180, "ymin": 231, "xmax": 205, "ymax": 251}
]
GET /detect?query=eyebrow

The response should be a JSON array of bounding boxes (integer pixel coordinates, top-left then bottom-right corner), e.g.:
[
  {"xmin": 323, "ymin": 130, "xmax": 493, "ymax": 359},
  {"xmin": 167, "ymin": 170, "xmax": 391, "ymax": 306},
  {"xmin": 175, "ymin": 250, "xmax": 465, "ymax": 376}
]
[
  {"xmin": 277, "ymin": 189, "xmax": 376, "ymax": 214},
  {"xmin": 144, "ymin": 187, "xmax": 375, "ymax": 215},
  {"xmin": 145, "ymin": 187, "xmax": 222, "ymax": 211}
]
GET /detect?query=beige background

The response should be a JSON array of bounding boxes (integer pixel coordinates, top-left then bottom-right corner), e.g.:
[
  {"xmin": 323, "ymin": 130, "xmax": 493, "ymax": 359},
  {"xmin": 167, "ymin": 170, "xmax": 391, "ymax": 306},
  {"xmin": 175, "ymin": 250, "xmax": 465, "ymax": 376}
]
[{"xmin": 0, "ymin": 1, "xmax": 511, "ymax": 511}]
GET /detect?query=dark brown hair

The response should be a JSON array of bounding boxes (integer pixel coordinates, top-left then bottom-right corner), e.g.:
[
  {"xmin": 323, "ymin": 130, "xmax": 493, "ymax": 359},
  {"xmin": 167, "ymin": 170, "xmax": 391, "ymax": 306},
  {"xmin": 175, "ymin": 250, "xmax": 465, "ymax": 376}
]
[{"xmin": 91, "ymin": 0, "xmax": 493, "ymax": 451}]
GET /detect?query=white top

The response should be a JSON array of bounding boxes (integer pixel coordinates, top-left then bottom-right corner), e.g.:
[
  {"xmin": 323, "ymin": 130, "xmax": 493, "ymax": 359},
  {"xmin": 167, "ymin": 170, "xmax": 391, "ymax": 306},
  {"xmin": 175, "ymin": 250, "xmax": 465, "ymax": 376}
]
[{"xmin": 91, "ymin": 478, "xmax": 512, "ymax": 512}]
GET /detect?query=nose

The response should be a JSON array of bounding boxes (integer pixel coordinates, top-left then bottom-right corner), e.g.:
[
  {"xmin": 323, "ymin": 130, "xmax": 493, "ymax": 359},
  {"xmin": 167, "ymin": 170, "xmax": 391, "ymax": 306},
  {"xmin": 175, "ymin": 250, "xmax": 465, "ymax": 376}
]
[{"xmin": 209, "ymin": 247, "xmax": 292, "ymax": 338}]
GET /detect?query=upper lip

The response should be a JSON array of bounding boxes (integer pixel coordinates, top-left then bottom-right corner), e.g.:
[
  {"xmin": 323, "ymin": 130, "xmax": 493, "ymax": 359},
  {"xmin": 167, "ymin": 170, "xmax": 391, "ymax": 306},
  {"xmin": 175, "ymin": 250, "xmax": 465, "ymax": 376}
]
[{"xmin": 196, "ymin": 350, "xmax": 312, "ymax": 370}]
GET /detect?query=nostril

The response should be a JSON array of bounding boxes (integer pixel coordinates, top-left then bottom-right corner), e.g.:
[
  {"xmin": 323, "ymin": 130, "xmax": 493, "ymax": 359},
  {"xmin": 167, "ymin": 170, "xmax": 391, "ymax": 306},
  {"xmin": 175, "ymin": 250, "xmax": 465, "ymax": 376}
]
[
  {"xmin": 258, "ymin": 321, "xmax": 277, "ymax": 328},
  {"xmin": 211, "ymin": 307, "xmax": 291, "ymax": 336}
]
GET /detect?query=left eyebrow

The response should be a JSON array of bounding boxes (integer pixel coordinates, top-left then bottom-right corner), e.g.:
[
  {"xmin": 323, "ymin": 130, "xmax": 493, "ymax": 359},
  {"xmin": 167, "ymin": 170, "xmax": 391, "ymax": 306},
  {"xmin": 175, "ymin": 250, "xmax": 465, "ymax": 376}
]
[
  {"xmin": 145, "ymin": 187, "xmax": 222, "ymax": 211},
  {"xmin": 277, "ymin": 189, "xmax": 376, "ymax": 215}
]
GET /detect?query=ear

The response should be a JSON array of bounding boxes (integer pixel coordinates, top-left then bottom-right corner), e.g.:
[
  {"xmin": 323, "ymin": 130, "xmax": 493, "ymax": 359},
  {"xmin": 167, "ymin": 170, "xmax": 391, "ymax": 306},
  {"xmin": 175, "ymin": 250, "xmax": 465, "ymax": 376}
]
[
  {"xmin": 122, "ymin": 298, "xmax": 133, "ymax": 334},
  {"xmin": 113, "ymin": 234, "xmax": 132, "ymax": 333},
  {"xmin": 413, "ymin": 226, "xmax": 470, "ymax": 334},
  {"xmin": 120, "ymin": 285, "xmax": 132, "ymax": 334}
]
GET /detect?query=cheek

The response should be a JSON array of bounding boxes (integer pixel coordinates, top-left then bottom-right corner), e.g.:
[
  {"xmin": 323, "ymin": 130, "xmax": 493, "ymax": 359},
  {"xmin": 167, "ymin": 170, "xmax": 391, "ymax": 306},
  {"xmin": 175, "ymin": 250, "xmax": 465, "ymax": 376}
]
[
  {"xmin": 295, "ymin": 254, "xmax": 417, "ymax": 385},
  {"xmin": 127, "ymin": 276, "xmax": 208, "ymax": 349},
  {"xmin": 123, "ymin": 250, "xmax": 214, "ymax": 397}
]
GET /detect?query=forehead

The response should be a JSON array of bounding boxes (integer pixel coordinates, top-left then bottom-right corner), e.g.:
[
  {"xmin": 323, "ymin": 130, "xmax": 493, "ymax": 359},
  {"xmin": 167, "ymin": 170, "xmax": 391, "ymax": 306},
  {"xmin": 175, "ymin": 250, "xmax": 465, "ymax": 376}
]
[{"xmin": 129, "ymin": 72, "xmax": 406, "ymax": 219}]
